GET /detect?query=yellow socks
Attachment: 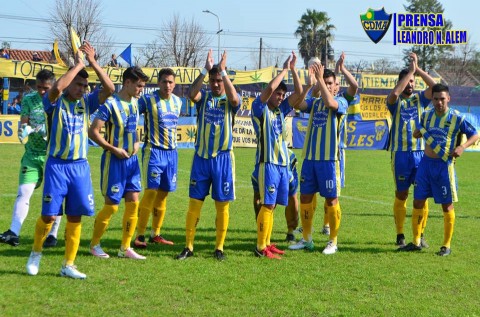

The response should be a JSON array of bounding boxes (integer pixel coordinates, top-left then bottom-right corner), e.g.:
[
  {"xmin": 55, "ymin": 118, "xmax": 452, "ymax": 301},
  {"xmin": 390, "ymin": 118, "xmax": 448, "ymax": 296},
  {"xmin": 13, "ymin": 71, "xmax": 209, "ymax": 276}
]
[
  {"xmin": 151, "ymin": 191, "xmax": 168, "ymax": 237},
  {"xmin": 91, "ymin": 204, "xmax": 119, "ymax": 246},
  {"xmin": 421, "ymin": 200, "xmax": 429, "ymax": 234},
  {"xmin": 65, "ymin": 221, "xmax": 81, "ymax": 266},
  {"xmin": 323, "ymin": 201, "xmax": 329, "ymax": 228},
  {"xmin": 394, "ymin": 197, "xmax": 407, "ymax": 234},
  {"xmin": 443, "ymin": 209, "xmax": 455, "ymax": 248},
  {"xmin": 214, "ymin": 201, "xmax": 229, "ymax": 251},
  {"xmin": 136, "ymin": 189, "xmax": 157, "ymax": 236},
  {"xmin": 121, "ymin": 201, "xmax": 139, "ymax": 250},
  {"xmin": 266, "ymin": 209, "xmax": 274, "ymax": 246},
  {"xmin": 33, "ymin": 217, "xmax": 54, "ymax": 252},
  {"xmin": 327, "ymin": 203, "xmax": 341, "ymax": 245},
  {"xmin": 300, "ymin": 201, "xmax": 314, "ymax": 242},
  {"xmin": 256, "ymin": 206, "xmax": 272, "ymax": 251},
  {"xmin": 411, "ymin": 207, "xmax": 424, "ymax": 245},
  {"xmin": 186, "ymin": 198, "xmax": 203, "ymax": 251}
]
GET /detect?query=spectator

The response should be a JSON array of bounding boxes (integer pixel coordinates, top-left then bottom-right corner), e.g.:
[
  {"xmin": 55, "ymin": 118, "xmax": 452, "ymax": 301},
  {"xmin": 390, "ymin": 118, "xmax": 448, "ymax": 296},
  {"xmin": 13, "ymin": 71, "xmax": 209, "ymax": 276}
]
[
  {"xmin": 0, "ymin": 48, "xmax": 10, "ymax": 59},
  {"xmin": 8, "ymin": 98, "xmax": 21, "ymax": 115},
  {"xmin": 32, "ymin": 52, "xmax": 42, "ymax": 62},
  {"xmin": 108, "ymin": 54, "xmax": 119, "ymax": 67}
]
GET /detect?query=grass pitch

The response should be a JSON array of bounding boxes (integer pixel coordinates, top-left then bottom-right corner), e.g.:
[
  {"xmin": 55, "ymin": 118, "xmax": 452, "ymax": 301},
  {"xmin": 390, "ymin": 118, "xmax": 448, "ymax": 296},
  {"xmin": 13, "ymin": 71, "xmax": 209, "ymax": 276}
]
[{"xmin": 0, "ymin": 144, "xmax": 479, "ymax": 316}]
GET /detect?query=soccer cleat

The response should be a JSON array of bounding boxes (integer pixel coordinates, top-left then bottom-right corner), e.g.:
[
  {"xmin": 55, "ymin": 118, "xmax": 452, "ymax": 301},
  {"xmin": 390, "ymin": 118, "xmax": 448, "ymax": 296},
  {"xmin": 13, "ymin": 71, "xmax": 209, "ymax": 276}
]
[
  {"xmin": 420, "ymin": 235, "xmax": 429, "ymax": 249},
  {"xmin": 60, "ymin": 265, "xmax": 86, "ymax": 279},
  {"xmin": 398, "ymin": 242, "xmax": 422, "ymax": 252},
  {"xmin": 213, "ymin": 249, "xmax": 225, "ymax": 261},
  {"xmin": 254, "ymin": 247, "xmax": 281, "ymax": 259},
  {"xmin": 267, "ymin": 244, "xmax": 285, "ymax": 255},
  {"xmin": 285, "ymin": 233, "xmax": 296, "ymax": 244},
  {"xmin": 322, "ymin": 241, "xmax": 338, "ymax": 255},
  {"xmin": 43, "ymin": 235, "xmax": 58, "ymax": 248},
  {"xmin": 288, "ymin": 238, "xmax": 314, "ymax": 251},
  {"xmin": 321, "ymin": 225, "xmax": 330, "ymax": 236},
  {"xmin": 292, "ymin": 227, "xmax": 303, "ymax": 235},
  {"xmin": 26, "ymin": 251, "xmax": 42, "ymax": 276},
  {"xmin": 176, "ymin": 247, "xmax": 194, "ymax": 260},
  {"xmin": 396, "ymin": 234, "xmax": 406, "ymax": 247},
  {"xmin": 134, "ymin": 235, "xmax": 147, "ymax": 249},
  {"xmin": 1, "ymin": 229, "xmax": 20, "ymax": 247},
  {"xmin": 90, "ymin": 244, "xmax": 110, "ymax": 259},
  {"xmin": 118, "ymin": 248, "xmax": 146, "ymax": 260},
  {"xmin": 436, "ymin": 246, "xmax": 451, "ymax": 256},
  {"xmin": 149, "ymin": 234, "xmax": 174, "ymax": 245}
]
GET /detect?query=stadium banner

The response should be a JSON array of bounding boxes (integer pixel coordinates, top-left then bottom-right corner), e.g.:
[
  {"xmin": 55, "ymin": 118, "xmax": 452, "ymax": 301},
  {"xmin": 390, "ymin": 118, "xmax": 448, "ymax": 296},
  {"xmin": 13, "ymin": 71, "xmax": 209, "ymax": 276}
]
[
  {"xmin": 232, "ymin": 116, "xmax": 257, "ymax": 148},
  {"xmin": 360, "ymin": 74, "xmax": 438, "ymax": 90},
  {"xmin": 0, "ymin": 115, "xmax": 20, "ymax": 143},
  {"xmin": 357, "ymin": 94, "xmax": 390, "ymax": 120},
  {"xmin": 292, "ymin": 117, "xmax": 389, "ymax": 150}
]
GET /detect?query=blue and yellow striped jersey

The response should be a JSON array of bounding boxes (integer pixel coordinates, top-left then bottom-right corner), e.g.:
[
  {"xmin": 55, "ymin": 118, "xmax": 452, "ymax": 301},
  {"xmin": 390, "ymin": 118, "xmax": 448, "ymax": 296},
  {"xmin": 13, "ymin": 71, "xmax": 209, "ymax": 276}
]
[
  {"xmin": 338, "ymin": 92, "xmax": 360, "ymax": 150},
  {"xmin": 194, "ymin": 90, "xmax": 241, "ymax": 158},
  {"xmin": 138, "ymin": 91, "xmax": 181, "ymax": 149},
  {"xmin": 43, "ymin": 90, "xmax": 100, "ymax": 160},
  {"xmin": 251, "ymin": 97, "xmax": 291, "ymax": 166},
  {"xmin": 288, "ymin": 149, "xmax": 297, "ymax": 173},
  {"xmin": 95, "ymin": 93, "xmax": 139, "ymax": 155},
  {"xmin": 302, "ymin": 96, "xmax": 348, "ymax": 161},
  {"xmin": 420, "ymin": 108, "xmax": 478, "ymax": 162},
  {"xmin": 387, "ymin": 91, "xmax": 430, "ymax": 152}
]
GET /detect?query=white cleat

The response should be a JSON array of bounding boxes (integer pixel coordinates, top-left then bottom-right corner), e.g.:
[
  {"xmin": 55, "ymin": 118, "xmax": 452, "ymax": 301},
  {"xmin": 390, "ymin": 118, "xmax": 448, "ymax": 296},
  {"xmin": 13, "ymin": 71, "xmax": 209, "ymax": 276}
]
[
  {"xmin": 26, "ymin": 251, "xmax": 42, "ymax": 276},
  {"xmin": 90, "ymin": 244, "xmax": 110, "ymax": 258},
  {"xmin": 322, "ymin": 241, "xmax": 338, "ymax": 255},
  {"xmin": 60, "ymin": 265, "xmax": 87, "ymax": 279},
  {"xmin": 118, "ymin": 248, "xmax": 146, "ymax": 260}
]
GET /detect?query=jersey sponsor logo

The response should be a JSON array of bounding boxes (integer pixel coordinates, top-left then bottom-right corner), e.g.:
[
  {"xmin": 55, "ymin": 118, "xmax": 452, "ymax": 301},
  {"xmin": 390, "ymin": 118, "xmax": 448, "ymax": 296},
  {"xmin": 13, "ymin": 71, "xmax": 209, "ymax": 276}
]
[
  {"xmin": 400, "ymin": 105, "xmax": 419, "ymax": 123},
  {"xmin": 312, "ymin": 110, "xmax": 329, "ymax": 128},
  {"xmin": 360, "ymin": 8, "xmax": 392, "ymax": 44},
  {"xmin": 204, "ymin": 105, "xmax": 226, "ymax": 126}
]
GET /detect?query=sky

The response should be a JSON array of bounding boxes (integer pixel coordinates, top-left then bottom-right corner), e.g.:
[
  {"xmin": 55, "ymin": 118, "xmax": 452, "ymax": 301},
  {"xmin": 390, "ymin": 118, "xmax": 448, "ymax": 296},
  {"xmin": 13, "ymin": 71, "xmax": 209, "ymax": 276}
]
[{"xmin": 0, "ymin": 0, "xmax": 477, "ymax": 70}]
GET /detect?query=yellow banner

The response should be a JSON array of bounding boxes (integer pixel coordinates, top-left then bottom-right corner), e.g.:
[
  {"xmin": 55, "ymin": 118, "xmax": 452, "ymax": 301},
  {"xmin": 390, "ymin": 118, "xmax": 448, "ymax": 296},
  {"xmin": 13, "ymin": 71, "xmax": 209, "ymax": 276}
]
[
  {"xmin": 361, "ymin": 74, "xmax": 438, "ymax": 90},
  {"xmin": 358, "ymin": 94, "xmax": 390, "ymax": 120},
  {"xmin": 232, "ymin": 116, "xmax": 257, "ymax": 148},
  {"xmin": 0, "ymin": 115, "xmax": 21, "ymax": 143}
]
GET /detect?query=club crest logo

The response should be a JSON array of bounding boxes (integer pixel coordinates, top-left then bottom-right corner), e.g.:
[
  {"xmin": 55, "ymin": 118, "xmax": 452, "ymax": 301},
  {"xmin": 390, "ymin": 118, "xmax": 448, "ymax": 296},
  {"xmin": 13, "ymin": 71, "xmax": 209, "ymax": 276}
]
[{"xmin": 360, "ymin": 7, "xmax": 392, "ymax": 44}]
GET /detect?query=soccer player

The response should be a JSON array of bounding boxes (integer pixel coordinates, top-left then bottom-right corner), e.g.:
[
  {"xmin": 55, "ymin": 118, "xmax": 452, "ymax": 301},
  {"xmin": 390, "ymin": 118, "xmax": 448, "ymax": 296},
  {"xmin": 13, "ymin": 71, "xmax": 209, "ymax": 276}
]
[
  {"xmin": 251, "ymin": 52, "xmax": 304, "ymax": 259},
  {"xmin": 26, "ymin": 42, "xmax": 114, "ymax": 279},
  {"xmin": 133, "ymin": 68, "xmax": 182, "ymax": 248},
  {"xmin": 288, "ymin": 63, "xmax": 348, "ymax": 255},
  {"xmin": 89, "ymin": 66, "xmax": 149, "ymax": 260},
  {"xmin": 387, "ymin": 53, "xmax": 436, "ymax": 247},
  {"xmin": 401, "ymin": 83, "xmax": 478, "ymax": 255},
  {"xmin": 0, "ymin": 70, "xmax": 62, "ymax": 248},
  {"xmin": 176, "ymin": 49, "xmax": 241, "ymax": 261}
]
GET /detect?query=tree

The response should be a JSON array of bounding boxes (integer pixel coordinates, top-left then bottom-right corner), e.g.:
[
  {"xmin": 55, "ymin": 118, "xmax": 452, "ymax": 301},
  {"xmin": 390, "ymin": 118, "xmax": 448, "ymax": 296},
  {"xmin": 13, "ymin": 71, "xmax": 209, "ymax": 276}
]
[
  {"xmin": 138, "ymin": 39, "xmax": 171, "ymax": 68},
  {"xmin": 402, "ymin": 0, "xmax": 452, "ymax": 71},
  {"xmin": 249, "ymin": 40, "xmax": 289, "ymax": 69},
  {"xmin": 48, "ymin": 0, "xmax": 114, "ymax": 66},
  {"xmin": 437, "ymin": 43, "xmax": 479, "ymax": 86},
  {"xmin": 1, "ymin": 41, "xmax": 11, "ymax": 49},
  {"xmin": 295, "ymin": 9, "xmax": 335, "ymax": 68},
  {"xmin": 148, "ymin": 14, "xmax": 210, "ymax": 68},
  {"xmin": 373, "ymin": 58, "xmax": 401, "ymax": 74},
  {"xmin": 346, "ymin": 60, "xmax": 370, "ymax": 75}
]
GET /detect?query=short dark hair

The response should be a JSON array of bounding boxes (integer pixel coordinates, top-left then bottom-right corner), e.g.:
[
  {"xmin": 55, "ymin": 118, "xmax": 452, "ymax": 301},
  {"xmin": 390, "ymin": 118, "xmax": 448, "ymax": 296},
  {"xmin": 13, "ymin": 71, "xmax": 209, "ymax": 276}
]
[
  {"xmin": 36, "ymin": 69, "xmax": 55, "ymax": 82},
  {"xmin": 123, "ymin": 66, "xmax": 149, "ymax": 84},
  {"xmin": 398, "ymin": 68, "xmax": 412, "ymax": 81},
  {"xmin": 209, "ymin": 65, "xmax": 221, "ymax": 77},
  {"xmin": 77, "ymin": 69, "xmax": 89, "ymax": 79},
  {"xmin": 432, "ymin": 83, "xmax": 449, "ymax": 94},
  {"xmin": 158, "ymin": 68, "xmax": 176, "ymax": 81},
  {"xmin": 276, "ymin": 81, "xmax": 287, "ymax": 92},
  {"xmin": 323, "ymin": 69, "xmax": 336, "ymax": 80}
]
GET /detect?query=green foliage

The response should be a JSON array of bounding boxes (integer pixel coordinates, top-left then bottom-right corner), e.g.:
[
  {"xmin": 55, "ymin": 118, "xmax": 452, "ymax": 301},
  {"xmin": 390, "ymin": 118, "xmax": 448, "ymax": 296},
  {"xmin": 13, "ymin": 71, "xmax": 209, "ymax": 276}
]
[
  {"xmin": 295, "ymin": 9, "xmax": 335, "ymax": 68},
  {"xmin": 1, "ymin": 145, "xmax": 479, "ymax": 316},
  {"xmin": 402, "ymin": 0, "xmax": 453, "ymax": 71}
]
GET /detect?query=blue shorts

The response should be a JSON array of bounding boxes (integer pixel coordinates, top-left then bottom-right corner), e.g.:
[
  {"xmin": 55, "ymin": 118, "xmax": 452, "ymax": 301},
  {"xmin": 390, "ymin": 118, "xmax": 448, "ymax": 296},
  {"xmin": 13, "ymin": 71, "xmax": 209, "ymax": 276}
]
[
  {"xmin": 414, "ymin": 156, "xmax": 458, "ymax": 204},
  {"xmin": 189, "ymin": 151, "xmax": 235, "ymax": 202},
  {"xmin": 101, "ymin": 152, "xmax": 142, "ymax": 204},
  {"xmin": 289, "ymin": 167, "xmax": 298, "ymax": 196},
  {"xmin": 339, "ymin": 148, "xmax": 345, "ymax": 188},
  {"xmin": 300, "ymin": 160, "xmax": 340, "ymax": 198},
  {"xmin": 251, "ymin": 163, "xmax": 289, "ymax": 206},
  {"xmin": 42, "ymin": 157, "xmax": 94, "ymax": 217},
  {"xmin": 391, "ymin": 151, "xmax": 424, "ymax": 191},
  {"xmin": 142, "ymin": 145, "xmax": 178, "ymax": 192}
]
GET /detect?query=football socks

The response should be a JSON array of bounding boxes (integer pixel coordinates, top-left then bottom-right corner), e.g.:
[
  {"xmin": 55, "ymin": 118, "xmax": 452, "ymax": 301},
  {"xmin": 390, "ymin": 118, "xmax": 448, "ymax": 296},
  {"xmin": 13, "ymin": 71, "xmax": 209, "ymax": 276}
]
[
  {"xmin": 33, "ymin": 217, "xmax": 53, "ymax": 252},
  {"xmin": 151, "ymin": 190, "xmax": 168, "ymax": 237},
  {"xmin": 327, "ymin": 203, "xmax": 341, "ymax": 245},
  {"xmin": 185, "ymin": 198, "xmax": 203, "ymax": 251},
  {"xmin": 393, "ymin": 197, "xmax": 407, "ymax": 234},
  {"xmin": 214, "ymin": 201, "xmax": 229, "ymax": 252},
  {"xmin": 91, "ymin": 204, "xmax": 119, "ymax": 246},
  {"xmin": 443, "ymin": 209, "xmax": 455, "ymax": 248},
  {"xmin": 136, "ymin": 189, "xmax": 157, "ymax": 236},
  {"xmin": 411, "ymin": 207, "xmax": 424, "ymax": 246},
  {"xmin": 121, "ymin": 201, "xmax": 139, "ymax": 250},
  {"xmin": 64, "ymin": 221, "xmax": 81, "ymax": 266}
]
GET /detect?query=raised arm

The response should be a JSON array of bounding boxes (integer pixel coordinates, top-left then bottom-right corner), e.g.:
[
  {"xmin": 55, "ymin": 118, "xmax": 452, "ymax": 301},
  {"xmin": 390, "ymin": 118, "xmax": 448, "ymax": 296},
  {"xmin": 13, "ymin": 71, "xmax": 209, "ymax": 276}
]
[
  {"xmin": 47, "ymin": 51, "xmax": 85, "ymax": 102},
  {"xmin": 387, "ymin": 56, "xmax": 416, "ymax": 105},
  {"xmin": 189, "ymin": 49, "xmax": 214, "ymax": 103},
  {"xmin": 218, "ymin": 50, "xmax": 240, "ymax": 107},
  {"xmin": 259, "ymin": 54, "xmax": 290, "ymax": 104},
  {"xmin": 291, "ymin": 64, "xmax": 314, "ymax": 111},
  {"xmin": 82, "ymin": 41, "xmax": 114, "ymax": 104},
  {"xmin": 411, "ymin": 53, "xmax": 436, "ymax": 100},
  {"xmin": 337, "ymin": 52, "xmax": 358, "ymax": 98},
  {"xmin": 316, "ymin": 64, "xmax": 338, "ymax": 110}
]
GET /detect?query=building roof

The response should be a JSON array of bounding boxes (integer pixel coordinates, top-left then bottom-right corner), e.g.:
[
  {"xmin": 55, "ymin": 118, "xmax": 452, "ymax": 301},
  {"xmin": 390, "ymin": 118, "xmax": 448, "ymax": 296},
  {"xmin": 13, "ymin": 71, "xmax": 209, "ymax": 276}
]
[{"xmin": 5, "ymin": 49, "xmax": 52, "ymax": 62}]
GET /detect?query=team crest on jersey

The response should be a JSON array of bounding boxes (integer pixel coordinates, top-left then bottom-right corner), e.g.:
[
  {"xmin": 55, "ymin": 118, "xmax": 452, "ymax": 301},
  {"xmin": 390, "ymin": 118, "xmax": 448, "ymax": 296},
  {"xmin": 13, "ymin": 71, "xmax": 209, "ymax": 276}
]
[
  {"xmin": 360, "ymin": 8, "xmax": 392, "ymax": 44},
  {"xmin": 75, "ymin": 103, "xmax": 85, "ymax": 114},
  {"xmin": 190, "ymin": 179, "xmax": 197, "ymax": 187},
  {"xmin": 150, "ymin": 171, "xmax": 159, "ymax": 178},
  {"xmin": 43, "ymin": 194, "xmax": 53, "ymax": 203},
  {"xmin": 268, "ymin": 185, "xmax": 276, "ymax": 193},
  {"xmin": 111, "ymin": 185, "xmax": 120, "ymax": 193}
]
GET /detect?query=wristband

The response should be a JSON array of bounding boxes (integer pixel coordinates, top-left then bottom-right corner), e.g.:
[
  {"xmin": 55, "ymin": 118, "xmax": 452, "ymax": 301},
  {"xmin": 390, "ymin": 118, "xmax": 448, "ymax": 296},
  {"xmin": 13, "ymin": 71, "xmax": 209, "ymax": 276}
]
[
  {"xmin": 201, "ymin": 68, "xmax": 208, "ymax": 76},
  {"xmin": 220, "ymin": 70, "xmax": 227, "ymax": 77}
]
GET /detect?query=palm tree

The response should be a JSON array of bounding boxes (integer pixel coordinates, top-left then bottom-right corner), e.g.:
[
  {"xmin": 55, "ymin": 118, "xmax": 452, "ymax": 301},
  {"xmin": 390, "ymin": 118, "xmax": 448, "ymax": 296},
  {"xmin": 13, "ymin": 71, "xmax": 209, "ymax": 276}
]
[{"xmin": 295, "ymin": 9, "xmax": 335, "ymax": 68}]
